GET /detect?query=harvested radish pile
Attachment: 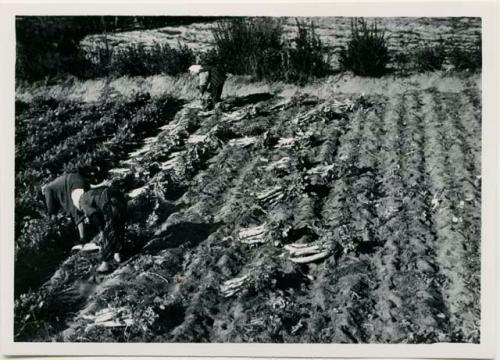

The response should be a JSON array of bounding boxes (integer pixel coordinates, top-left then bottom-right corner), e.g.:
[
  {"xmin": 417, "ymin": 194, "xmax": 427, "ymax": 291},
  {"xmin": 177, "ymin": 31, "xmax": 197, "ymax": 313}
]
[{"xmin": 14, "ymin": 79, "xmax": 481, "ymax": 343}]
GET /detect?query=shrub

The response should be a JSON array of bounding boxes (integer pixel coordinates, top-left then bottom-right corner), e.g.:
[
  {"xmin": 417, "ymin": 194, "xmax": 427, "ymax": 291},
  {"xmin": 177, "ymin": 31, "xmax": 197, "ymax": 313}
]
[
  {"xmin": 392, "ymin": 51, "xmax": 411, "ymax": 75},
  {"xmin": 448, "ymin": 41, "xmax": 481, "ymax": 72},
  {"xmin": 412, "ymin": 43, "xmax": 447, "ymax": 72},
  {"xmin": 109, "ymin": 42, "xmax": 195, "ymax": 77},
  {"xmin": 339, "ymin": 18, "xmax": 389, "ymax": 77},
  {"xmin": 282, "ymin": 20, "xmax": 330, "ymax": 83},
  {"xmin": 211, "ymin": 17, "xmax": 284, "ymax": 77},
  {"xmin": 210, "ymin": 17, "xmax": 330, "ymax": 83}
]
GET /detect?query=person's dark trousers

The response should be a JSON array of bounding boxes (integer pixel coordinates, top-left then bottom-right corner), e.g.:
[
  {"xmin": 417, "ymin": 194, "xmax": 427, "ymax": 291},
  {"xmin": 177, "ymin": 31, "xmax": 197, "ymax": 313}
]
[
  {"xmin": 202, "ymin": 96, "xmax": 214, "ymax": 111},
  {"xmin": 81, "ymin": 187, "xmax": 126, "ymax": 262},
  {"xmin": 211, "ymin": 82, "xmax": 224, "ymax": 103},
  {"xmin": 203, "ymin": 83, "xmax": 224, "ymax": 111}
]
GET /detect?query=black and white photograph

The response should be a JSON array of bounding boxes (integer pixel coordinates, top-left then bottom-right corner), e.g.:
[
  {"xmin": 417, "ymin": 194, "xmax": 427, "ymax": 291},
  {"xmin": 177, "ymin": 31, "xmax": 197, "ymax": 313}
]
[{"xmin": 1, "ymin": 1, "xmax": 498, "ymax": 358}]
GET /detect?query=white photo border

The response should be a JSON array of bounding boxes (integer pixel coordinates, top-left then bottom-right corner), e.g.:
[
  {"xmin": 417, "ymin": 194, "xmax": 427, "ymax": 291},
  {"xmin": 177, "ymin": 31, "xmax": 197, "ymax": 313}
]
[{"xmin": 0, "ymin": 1, "xmax": 497, "ymax": 358}]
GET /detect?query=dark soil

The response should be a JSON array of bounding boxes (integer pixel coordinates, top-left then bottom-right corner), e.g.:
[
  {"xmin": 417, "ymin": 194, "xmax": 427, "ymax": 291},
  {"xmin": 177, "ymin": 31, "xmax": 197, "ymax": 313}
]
[{"xmin": 14, "ymin": 88, "xmax": 481, "ymax": 344}]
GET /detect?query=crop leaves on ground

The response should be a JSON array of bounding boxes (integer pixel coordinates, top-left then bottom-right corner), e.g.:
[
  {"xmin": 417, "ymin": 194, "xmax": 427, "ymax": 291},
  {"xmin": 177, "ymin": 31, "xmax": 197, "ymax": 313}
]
[
  {"xmin": 14, "ymin": 77, "xmax": 481, "ymax": 344},
  {"xmin": 14, "ymin": 93, "xmax": 183, "ymax": 298}
]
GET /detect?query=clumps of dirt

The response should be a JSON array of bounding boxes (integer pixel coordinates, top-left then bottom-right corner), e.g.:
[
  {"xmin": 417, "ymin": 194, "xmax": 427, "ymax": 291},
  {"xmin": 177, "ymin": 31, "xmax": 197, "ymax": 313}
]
[
  {"xmin": 209, "ymin": 123, "xmax": 242, "ymax": 141},
  {"xmin": 245, "ymin": 250, "xmax": 310, "ymax": 294},
  {"xmin": 215, "ymin": 245, "xmax": 247, "ymax": 278},
  {"xmin": 13, "ymin": 92, "xmax": 374, "ymax": 342},
  {"xmin": 14, "ymin": 88, "xmax": 481, "ymax": 344},
  {"xmin": 213, "ymin": 250, "xmax": 314, "ymax": 343},
  {"xmin": 154, "ymin": 301, "xmax": 187, "ymax": 335},
  {"xmin": 61, "ymin": 248, "xmax": 187, "ymax": 342},
  {"xmin": 15, "ymin": 216, "xmax": 80, "ymax": 297},
  {"xmin": 14, "ymin": 249, "xmax": 103, "ymax": 341}
]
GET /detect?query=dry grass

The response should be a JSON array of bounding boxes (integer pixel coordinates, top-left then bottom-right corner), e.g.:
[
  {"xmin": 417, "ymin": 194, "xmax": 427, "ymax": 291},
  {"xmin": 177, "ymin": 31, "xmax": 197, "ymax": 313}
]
[
  {"xmin": 16, "ymin": 71, "xmax": 480, "ymax": 105},
  {"xmin": 16, "ymin": 75, "xmax": 199, "ymax": 103}
]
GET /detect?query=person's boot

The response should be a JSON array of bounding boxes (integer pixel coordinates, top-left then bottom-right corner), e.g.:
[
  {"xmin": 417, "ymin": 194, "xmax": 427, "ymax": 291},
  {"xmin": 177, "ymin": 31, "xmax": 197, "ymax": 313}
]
[{"xmin": 96, "ymin": 261, "xmax": 110, "ymax": 273}]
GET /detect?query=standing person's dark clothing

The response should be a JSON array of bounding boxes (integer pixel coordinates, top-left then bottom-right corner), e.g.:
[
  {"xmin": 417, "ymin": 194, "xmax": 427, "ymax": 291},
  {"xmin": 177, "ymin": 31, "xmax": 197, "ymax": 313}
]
[
  {"xmin": 43, "ymin": 172, "xmax": 89, "ymax": 225},
  {"xmin": 79, "ymin": 186, "xmax": 127, "ymax": 263},
  {"xmin": 199, "ymin": 66, "xmax": 227, "ymax": 110}
]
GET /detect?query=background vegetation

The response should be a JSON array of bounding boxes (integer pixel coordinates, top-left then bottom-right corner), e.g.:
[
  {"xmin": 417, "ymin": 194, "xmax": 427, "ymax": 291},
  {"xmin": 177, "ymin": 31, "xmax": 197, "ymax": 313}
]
[
  {"xmin": 210, "ymin": 18, "xmax": 330, "ymax": 84},
  {"xmin": 339, "ymin": 18, "xmax": 390, "ymax": 77},
  {"xmin": 16, "ymin": 16, "xmax": 481, "ymax": 84},
  {"xmin": 98, "ymin": 43, "xmax": 195, "ymax": 78},
  {"xmin": 16, "ymin": 16, "xmax": 212, "ymax": 82}
]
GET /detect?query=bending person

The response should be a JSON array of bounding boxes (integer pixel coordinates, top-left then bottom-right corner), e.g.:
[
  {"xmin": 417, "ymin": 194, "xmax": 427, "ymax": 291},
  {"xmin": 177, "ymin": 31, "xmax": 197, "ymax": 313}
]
[{"xmin": 42, "ymin": 171, "xmax": 126, "ymax": 273}]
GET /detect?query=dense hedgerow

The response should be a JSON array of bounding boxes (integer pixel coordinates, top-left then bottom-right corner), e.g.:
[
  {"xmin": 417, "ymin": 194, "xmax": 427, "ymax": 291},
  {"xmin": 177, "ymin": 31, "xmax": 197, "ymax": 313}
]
[
  {"xmin": 103, "ymin": 42, "xmax": 196, "ymax": 78},
  {"xmin": 210, "ymin": 18, "xmax": 330, "ymax": 83},
  {"xmin": 16, "ymin": 17, "xmax": 97, "ymax": 81},
  {"xmin": 339, "ymin": 18, "xmax": 390, "ymax": 77},
  {"xmin": 16, "ymin": 16, "xmax": 214, "ymax": 82}
]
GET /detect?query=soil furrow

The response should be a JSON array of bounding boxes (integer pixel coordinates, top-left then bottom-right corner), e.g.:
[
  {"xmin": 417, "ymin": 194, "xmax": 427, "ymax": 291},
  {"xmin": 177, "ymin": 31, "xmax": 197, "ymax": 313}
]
[
  {"xmin": 307, "ymin": 105, "xmax": 380, "ymax": 343},
  {"xmin": 396, "ymin": 90, "xmax": 451, "ymax": 342},
  {"xmin": 14, "ymin": 80, "xmax": 482, "ymax": 343},
  {"xmin": 421, "ymin": 90, "xmax": 480, "ymax": 342},
  {"xmin": 436, "ymin": 92, "xmax": 480, "ymax": 342},
  {"xmin": 370, "ymin": 93, "xmax": 408, "ymax": 342}
]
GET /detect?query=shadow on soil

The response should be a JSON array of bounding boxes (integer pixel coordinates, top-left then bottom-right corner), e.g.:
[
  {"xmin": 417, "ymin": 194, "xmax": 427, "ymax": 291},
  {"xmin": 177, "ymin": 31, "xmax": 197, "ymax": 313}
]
[
  {"xmin": 356, "ymin": 240, "xmax": 384, "ymax": 254},
  {"xmin": 14, "ymin": 225, "xmax": 80, "ymax": 297},
  {"xmin": 143, "ymin": 221, "xmax": 224, "ymax": 253},
  {"xmin": 225, "ymin": 92, "xmax": 274, "ymax": 108}
]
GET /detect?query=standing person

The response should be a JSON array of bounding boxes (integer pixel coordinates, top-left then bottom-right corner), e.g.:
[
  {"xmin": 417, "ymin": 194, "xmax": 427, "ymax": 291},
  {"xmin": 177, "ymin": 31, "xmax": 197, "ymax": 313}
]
[
  {"xmin": 190, "ymin": 53, "xmax": 227, "ymax": 111},
  {"xmin": 42, "ymin": 172, "xmax": 127, "ymax": 273}
]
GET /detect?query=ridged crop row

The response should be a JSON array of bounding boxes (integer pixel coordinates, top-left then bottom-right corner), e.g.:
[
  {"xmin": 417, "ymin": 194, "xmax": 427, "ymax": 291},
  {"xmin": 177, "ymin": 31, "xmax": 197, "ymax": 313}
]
[
  {"xmin": 426, "ymin": 90, "xmax": 480, "ymax": 342},
  {"xmin": 16, "ymin": 101, "xmax": 103, "ymax": 170},
  {"xmin": 15, "ymin": 87, "xmax": 481, "ymax": 343},
  {"xmin": 308, "ymin": 104, "xmax": 381, "ymax": 343},
  {"xmin": 369, "ymin": 94, "xmax": 407, "ymax": 341},
  {"xmin": 390, "ymin": 90, "xmax": 450, "ymax": 342}
]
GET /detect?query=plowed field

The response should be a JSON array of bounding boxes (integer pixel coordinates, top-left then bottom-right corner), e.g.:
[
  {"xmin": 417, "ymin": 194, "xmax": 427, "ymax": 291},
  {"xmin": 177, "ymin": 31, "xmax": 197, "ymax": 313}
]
[{"xmin": 14, "ymin": 78, "xmax": 481, "ymax": 343}]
